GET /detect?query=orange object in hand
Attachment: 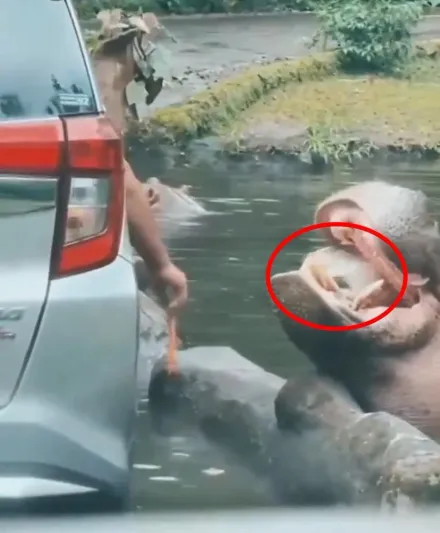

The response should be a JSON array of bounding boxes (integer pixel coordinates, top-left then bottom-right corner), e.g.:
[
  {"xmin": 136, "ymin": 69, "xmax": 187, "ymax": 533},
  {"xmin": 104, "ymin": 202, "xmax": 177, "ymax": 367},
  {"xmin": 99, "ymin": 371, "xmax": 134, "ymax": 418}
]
[{"xmin": 166, "ymin": 314, "xmax": 179, "ymax": 375}]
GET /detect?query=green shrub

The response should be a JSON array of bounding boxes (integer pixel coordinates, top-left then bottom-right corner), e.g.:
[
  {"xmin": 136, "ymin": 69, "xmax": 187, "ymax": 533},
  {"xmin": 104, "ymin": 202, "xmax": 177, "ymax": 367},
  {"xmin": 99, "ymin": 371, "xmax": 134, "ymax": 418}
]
[{"xmin": 312, "ymin": 0, "xmax": 424, "ymax": 74}]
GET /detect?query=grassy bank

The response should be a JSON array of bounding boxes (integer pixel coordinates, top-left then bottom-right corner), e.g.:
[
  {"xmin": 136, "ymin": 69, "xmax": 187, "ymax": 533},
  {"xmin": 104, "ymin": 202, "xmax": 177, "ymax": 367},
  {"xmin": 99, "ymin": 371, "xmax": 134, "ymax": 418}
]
[
  {"xmin": 135, "ymin": 54, "xmax": 337, "ymax": 139},
  {"xmin": 135, "ymin": 40, "xmax": 440, "ymax": 165}
]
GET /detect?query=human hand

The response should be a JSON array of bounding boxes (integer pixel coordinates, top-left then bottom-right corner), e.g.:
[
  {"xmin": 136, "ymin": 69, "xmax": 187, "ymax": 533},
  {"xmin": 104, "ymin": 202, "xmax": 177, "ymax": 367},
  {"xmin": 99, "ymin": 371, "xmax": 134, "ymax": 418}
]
[{"xmin": 153, "ymin": 261, "xmax": 188, "ymax": 314}]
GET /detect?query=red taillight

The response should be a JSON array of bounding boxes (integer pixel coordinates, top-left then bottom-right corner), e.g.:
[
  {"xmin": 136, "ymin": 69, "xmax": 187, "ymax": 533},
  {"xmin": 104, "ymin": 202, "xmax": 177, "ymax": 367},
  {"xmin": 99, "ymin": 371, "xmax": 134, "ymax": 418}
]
[
  {"xmin": 0, "ymin": 116, "xmax": 124, "ymax": 278},
  {"xmin": 0, "ymin": 120, "xmax": 63, "ymax": 173},
  {"xmin": 56, "ymin": 115, "xmax": 124, "ymax": 277}
]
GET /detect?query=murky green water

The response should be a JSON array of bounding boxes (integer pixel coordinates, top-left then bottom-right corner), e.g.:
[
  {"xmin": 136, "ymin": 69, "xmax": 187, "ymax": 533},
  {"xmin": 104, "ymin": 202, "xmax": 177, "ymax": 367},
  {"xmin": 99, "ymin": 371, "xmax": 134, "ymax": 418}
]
[{"xmin": 129, "ymin": 154, "xmax": 440, "ymax": 511}]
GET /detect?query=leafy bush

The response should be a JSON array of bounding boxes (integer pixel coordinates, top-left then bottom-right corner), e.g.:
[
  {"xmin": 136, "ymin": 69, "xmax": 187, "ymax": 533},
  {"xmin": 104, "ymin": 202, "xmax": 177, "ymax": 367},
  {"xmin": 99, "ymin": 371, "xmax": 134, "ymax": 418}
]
[{"xmin": 311, "ymin": 0, "xmax": 425, "ymax": 74}]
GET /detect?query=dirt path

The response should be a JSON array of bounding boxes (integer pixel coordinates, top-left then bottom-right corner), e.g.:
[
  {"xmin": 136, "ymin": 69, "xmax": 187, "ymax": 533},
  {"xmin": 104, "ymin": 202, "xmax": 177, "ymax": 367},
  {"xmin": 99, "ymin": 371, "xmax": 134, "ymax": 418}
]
[{"xmin": 125, "ymin": 12, "xmax": 440, "ymax": 115}]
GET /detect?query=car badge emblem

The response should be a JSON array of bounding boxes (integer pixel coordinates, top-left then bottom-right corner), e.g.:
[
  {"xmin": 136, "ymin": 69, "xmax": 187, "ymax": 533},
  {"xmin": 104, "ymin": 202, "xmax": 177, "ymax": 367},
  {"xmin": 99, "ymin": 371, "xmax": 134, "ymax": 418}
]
[{"xmin": 0, "ymin": 328, "xmax": 15, "ymax": 340}]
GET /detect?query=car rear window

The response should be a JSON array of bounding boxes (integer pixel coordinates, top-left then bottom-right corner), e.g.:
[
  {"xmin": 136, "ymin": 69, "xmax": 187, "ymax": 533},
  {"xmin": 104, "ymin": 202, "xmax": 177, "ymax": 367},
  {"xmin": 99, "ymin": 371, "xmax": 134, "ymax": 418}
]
[{"xmin": 0, "ymin": 0, "xmax": 97, "ymax": 121}]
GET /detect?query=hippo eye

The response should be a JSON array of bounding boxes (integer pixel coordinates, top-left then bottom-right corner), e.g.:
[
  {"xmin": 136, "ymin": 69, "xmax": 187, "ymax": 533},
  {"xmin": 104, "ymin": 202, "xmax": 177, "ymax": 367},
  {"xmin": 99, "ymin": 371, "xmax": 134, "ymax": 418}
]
[{"xmin": 333, "ymin": 276, "xmax": 350, "ymax": 289}]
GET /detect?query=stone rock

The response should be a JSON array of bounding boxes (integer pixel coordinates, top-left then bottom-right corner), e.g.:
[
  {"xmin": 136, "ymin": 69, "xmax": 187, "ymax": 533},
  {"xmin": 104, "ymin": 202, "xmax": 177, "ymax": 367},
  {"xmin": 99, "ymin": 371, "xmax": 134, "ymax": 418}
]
[
  {"xmin": 276, "ymin": 376, "xmax": 440, "ymax": 509},
  {"xmin": 149, "ymin": 346, "xmax": 283, "ymax": 452},
  {"xmin": 148, "ymin": 348, "xmax": 375, "ymax": 505},
  {"xmin": 148, "ymin": 349, "xmax": 440, "ymax": 508}
]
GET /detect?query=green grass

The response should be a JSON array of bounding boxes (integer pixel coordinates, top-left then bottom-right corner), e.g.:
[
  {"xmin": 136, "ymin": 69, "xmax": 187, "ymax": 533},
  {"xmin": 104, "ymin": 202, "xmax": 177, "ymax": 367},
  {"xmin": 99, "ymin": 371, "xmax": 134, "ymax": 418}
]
[
  {"xmin": 228, "ymin": 59, "xmax": 440, "ymax": 150},
  {"xmin": 139, "ymin": 53, "xmax": 337, "ymax": 141}
]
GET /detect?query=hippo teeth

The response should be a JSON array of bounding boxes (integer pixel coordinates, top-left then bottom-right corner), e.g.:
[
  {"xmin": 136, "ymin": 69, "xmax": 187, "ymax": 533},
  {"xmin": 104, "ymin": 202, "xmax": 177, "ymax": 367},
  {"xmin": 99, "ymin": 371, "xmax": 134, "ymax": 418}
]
[
  {"xmin": 306, "ymin": 263, "xmax": 340, "ymax": 293},
  {"xmin": 352, "ymin": 279, "xmax": 386, "ymax": 311},
  {"xmin": 307, "ymin": 261, "xmax": 388, "ymax": 313}
]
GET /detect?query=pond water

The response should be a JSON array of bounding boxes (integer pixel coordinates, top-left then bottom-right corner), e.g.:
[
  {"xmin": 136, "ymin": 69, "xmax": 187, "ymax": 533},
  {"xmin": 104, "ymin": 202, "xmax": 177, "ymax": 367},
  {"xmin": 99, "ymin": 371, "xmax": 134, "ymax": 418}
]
[{"xmin": 129, "ymin": 153, "xmax": 440, "ymax": 512}]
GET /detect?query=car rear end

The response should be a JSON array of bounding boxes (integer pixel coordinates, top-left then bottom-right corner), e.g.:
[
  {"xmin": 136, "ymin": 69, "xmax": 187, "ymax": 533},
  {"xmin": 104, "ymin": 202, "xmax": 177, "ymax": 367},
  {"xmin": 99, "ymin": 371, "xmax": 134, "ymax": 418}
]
[{"xmin": 0, "ymin": 0, "xmax": 139, "ymax": 504}]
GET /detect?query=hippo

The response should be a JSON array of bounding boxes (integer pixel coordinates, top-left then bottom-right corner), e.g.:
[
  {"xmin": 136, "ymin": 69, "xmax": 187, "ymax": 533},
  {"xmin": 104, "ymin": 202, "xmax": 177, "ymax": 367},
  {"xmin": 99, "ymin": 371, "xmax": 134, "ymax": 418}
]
[
  {"xmin": 270, "ymin": 180, "xmax": 440, "ymax": 442},
  {"xmin": 143, "ymin": 177, "xmax": 208, "ymax": 220}
]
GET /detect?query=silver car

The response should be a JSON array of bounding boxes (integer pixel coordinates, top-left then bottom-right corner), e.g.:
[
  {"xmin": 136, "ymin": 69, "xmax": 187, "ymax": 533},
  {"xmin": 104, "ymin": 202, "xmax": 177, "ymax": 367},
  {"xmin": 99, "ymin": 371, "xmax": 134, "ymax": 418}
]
[{"xmin": 0, "ymin": 0, "xmax": 139, "ymax": 507}]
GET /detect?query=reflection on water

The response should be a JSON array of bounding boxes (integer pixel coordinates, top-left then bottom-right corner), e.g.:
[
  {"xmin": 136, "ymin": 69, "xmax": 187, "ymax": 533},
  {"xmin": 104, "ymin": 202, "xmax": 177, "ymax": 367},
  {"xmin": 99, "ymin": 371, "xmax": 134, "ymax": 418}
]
[{"xmin": 130, "ymin": 154, "xmax": 440, "ymax": 511}]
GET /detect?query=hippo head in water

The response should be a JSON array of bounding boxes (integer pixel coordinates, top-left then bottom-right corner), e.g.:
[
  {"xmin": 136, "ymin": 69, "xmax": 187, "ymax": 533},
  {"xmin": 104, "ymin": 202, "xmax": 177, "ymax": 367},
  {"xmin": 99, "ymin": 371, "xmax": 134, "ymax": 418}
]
[
  {"xmin": 144, "ymin": 177, "xmax": 207, "ymax": 220},
  {"xmin": 271, "ymin": 181, "xmax": 440, "ymax": 441}
]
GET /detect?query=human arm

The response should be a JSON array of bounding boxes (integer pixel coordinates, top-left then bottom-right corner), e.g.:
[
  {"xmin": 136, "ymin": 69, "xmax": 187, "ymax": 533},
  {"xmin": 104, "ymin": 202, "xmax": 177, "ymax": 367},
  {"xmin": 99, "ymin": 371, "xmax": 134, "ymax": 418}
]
[{"xmin": 124, "ymin": 159, "xmax": 188, "ymax": 311}]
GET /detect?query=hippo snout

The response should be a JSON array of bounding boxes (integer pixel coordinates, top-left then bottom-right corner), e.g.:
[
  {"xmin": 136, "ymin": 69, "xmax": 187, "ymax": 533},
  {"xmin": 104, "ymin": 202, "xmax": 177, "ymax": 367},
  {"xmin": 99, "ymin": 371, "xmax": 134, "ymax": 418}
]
[{"xmin": 271, "ymin": 271, "xmax": 297, "ymax": 299}]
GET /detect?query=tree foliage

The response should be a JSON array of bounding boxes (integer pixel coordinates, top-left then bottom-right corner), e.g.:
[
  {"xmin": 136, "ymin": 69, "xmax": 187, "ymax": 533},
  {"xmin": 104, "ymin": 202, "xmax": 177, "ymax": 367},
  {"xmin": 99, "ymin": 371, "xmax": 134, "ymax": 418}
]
[{"xmin": 311, "ymin": 0, "xmax": 425, "ymax": 73}]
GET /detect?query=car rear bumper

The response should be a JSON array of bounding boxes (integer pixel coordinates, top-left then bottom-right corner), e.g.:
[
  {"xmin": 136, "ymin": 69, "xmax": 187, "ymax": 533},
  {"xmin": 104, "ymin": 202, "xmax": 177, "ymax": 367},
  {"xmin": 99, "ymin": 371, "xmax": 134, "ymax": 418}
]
[
  {"xmin": 0, "ymin": 417, "xmax": 127, "ymax": 499},
  {"xmin": 0, "ymin": 255, "xmax": 139, "ymax": 500}
]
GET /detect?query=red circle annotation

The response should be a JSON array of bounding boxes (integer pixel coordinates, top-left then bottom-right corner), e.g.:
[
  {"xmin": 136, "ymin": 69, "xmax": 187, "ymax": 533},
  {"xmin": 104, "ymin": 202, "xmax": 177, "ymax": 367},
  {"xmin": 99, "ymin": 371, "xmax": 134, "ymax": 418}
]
[{"xmin": 265, "ymin": 221, "xmax": 409, "ymax": 332}]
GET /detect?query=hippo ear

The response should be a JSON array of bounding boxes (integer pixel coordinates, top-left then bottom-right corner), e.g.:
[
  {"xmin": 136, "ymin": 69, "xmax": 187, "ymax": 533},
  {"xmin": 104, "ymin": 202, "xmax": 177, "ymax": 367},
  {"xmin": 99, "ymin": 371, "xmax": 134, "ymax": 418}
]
[{"xmin": 144, "ymin": 184, "xmax": 161, "ymax": 208}]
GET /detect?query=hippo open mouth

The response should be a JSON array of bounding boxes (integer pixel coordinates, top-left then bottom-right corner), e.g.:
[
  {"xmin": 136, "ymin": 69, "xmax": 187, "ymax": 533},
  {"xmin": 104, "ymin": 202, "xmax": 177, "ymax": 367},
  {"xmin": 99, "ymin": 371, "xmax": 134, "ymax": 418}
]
[
  {"xmin": 271, "ymin": 246, "xmax": 434, "ymax": 331},
  {"xmin": 271, "ymin": 247, "xmax": 385, "ymax": 327},
  {"xmin": 271, "ymin": 181, "xmax": 440, "ymax": 353}
]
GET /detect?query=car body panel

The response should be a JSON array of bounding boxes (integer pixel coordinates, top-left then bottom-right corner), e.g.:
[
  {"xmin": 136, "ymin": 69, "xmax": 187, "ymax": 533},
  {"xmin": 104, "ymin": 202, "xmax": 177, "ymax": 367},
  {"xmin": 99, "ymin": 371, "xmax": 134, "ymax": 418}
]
[
  {"xmin": 0, "ymin": 0, "xmax": 140, "ymax": 501},
  {"xmin": 0, "ymin": 175, "xmax": 57, "ymax": 407},
  {"xmin": 0, "ymin": 256, "xmax": 139, "ymax": 497}
]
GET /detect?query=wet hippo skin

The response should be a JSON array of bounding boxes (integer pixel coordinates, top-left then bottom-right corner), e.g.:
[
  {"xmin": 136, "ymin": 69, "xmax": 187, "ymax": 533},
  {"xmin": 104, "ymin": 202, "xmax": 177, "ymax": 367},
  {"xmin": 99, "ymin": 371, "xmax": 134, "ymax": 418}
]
[
  {"xmin": 271, "ymin": 180, "xmax": 440, "ymax": 442},
  {"xmin": 143, "ymin": 177, "xmax": 208, "ymax": 219}
]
